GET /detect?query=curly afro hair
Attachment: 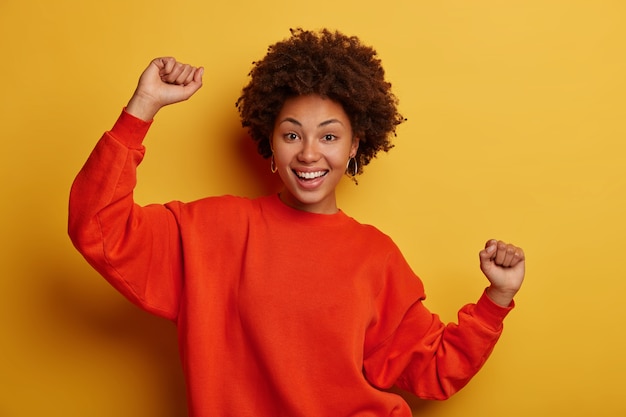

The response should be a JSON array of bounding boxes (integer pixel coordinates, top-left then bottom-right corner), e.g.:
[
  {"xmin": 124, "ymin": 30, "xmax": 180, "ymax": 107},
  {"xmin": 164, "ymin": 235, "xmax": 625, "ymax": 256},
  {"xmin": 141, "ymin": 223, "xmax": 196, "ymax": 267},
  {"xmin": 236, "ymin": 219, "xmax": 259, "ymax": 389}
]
[{"xmin": 236, "ymin": 28, "xmax": 404, "ymax": 175}]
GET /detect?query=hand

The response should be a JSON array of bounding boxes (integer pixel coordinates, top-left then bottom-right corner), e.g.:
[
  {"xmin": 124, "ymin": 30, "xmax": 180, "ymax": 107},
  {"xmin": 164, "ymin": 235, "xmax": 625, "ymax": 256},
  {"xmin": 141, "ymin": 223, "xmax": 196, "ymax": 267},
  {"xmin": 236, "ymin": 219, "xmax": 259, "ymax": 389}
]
[
  {"xmin": 126, "ymin": 57, "xmax": 204, "ymax": 121},
  {"xmin": 479, "ymin": 239, "xmax": 525, "ymax": 307}
]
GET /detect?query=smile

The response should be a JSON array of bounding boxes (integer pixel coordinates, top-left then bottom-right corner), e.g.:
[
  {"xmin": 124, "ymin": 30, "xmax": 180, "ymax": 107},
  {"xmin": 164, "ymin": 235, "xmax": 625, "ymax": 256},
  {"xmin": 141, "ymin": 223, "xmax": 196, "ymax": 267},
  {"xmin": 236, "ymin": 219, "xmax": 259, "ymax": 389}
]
[{"xmin": 294, "ymin": 170, "xmax": 328, "ymax": 180}]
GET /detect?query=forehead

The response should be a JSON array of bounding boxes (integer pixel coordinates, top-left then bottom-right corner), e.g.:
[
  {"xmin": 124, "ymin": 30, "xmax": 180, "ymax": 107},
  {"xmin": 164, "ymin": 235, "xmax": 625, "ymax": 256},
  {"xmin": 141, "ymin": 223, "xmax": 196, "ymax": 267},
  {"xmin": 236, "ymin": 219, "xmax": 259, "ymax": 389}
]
[{"xmin": 276, "ymin": 94, "xmax": 351, "ymax": 127}]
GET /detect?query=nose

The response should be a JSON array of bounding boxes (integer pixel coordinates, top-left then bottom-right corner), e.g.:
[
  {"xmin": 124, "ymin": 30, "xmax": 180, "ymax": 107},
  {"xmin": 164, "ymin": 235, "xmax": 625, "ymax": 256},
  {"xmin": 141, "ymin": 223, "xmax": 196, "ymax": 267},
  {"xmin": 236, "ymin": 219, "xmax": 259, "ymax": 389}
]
[{"xmin": 298, "ymin": 138, "xmax": 321, "ymax": 163}]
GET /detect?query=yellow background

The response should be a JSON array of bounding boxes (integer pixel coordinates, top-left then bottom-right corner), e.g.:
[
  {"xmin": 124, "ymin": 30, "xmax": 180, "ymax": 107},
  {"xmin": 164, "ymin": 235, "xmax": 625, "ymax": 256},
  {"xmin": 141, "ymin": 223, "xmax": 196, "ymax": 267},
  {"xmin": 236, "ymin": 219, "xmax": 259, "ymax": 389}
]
[{"xmin": 2, "ymin": 0, "xmax": 625, "ymax": 416}]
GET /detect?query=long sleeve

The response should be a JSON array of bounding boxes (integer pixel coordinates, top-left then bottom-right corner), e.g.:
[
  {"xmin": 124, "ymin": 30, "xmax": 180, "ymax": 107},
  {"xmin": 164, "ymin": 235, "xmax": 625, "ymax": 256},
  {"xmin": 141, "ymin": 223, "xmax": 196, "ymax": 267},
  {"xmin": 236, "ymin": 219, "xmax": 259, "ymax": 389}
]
[
  {"xmin": 363, "ymin": 247, "xmax": 513, "ymax": 400},
  {"xmin": 400, "ymin": 292, "xmax": 512, "ymax": 400},
  {"xmin": 68, "ymin": 110, "xmax": 184, "ymax": 320}
]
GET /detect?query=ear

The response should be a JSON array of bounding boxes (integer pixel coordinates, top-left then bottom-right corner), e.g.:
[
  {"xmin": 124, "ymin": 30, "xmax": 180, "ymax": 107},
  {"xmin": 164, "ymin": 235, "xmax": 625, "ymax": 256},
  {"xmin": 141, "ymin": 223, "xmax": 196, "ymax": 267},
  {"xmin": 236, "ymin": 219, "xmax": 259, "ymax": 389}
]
[{"xmin": 350, "ymin": 136, "xmax": 360, "ymax": 158}]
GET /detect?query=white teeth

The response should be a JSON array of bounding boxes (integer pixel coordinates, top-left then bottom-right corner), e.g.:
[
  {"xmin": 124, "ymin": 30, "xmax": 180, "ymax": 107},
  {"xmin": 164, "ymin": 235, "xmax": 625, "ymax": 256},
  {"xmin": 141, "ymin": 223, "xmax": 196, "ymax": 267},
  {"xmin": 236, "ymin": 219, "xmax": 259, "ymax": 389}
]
[{"xmin": 296, "ymin": 171, "xmax": 326, "ymax": 179}]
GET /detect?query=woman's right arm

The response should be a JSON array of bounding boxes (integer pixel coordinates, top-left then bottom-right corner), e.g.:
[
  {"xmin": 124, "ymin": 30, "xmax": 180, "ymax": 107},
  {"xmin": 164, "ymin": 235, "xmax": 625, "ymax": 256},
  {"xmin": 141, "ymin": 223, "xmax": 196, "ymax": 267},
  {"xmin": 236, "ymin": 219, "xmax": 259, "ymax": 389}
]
[{"xmin": 68, "ymin": 58, "xmax": 203, "ymax": 320}]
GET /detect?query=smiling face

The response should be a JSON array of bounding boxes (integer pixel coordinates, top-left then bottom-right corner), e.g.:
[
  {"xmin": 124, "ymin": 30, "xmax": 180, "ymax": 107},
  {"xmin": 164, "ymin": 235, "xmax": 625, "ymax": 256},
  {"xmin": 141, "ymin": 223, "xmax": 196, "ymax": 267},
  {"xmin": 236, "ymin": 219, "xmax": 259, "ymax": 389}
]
[{"xmin": 271, "ymin": 94, "xmax": 359, "ymax": 214}]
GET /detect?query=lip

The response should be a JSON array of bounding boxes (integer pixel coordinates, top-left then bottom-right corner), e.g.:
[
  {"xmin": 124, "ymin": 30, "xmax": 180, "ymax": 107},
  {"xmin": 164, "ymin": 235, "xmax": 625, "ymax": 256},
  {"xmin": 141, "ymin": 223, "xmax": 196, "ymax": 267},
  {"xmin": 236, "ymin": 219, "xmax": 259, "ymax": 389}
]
[{"xmin": 292, "ymin": 169, "xmax": 328, "ymax": 189}]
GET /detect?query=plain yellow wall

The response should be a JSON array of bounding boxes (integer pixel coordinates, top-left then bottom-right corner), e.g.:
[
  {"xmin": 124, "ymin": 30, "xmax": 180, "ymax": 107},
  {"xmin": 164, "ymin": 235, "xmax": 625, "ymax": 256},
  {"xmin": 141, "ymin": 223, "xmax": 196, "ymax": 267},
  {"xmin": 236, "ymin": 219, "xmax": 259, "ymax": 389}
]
[{"xmin": 2, "ymin": 0, "xmax": 625, "ymax": 416}]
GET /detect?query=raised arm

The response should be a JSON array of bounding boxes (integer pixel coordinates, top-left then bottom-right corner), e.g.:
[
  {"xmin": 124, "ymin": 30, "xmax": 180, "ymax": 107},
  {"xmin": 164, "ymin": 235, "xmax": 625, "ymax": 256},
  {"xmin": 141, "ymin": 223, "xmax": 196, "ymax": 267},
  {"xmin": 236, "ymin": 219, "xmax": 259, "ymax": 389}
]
[
  {"xmin": 68, "ymin": 58, "xmax": 203, "ymax": 320},
  {"xmin": 364, "ymin": 240, "xmax": 526, "ymax": 400}
]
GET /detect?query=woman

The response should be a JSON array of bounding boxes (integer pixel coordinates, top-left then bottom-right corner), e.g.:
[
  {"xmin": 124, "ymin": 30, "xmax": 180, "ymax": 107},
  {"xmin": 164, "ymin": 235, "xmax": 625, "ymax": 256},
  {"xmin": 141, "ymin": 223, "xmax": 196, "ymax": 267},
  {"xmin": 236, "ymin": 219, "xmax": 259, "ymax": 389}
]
[{"xmin": 69, "ymin": 28, "xmax": 525, "ymax": 417}]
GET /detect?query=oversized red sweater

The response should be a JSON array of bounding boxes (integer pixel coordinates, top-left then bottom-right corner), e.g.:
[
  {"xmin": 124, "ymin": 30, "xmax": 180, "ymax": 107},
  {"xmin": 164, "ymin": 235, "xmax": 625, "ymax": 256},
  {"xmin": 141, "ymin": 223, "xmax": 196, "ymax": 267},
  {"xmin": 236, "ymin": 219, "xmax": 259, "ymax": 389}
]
[{"xmin": 68, "ymin": 110, "xmax": 514, "ymax": 417}]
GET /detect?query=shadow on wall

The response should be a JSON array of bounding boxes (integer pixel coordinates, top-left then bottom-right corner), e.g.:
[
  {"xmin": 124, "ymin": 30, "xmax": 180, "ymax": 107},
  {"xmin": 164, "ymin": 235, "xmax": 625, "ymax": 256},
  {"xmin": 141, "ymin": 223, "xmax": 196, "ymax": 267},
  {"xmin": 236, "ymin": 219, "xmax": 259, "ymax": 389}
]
[
  {"xmin": 231, "ymin": 128, "xmax": 283, "ymax": 198},
  {"xmin": 38, "ymin": 257, "xmax": 188, "ymax": 416}
]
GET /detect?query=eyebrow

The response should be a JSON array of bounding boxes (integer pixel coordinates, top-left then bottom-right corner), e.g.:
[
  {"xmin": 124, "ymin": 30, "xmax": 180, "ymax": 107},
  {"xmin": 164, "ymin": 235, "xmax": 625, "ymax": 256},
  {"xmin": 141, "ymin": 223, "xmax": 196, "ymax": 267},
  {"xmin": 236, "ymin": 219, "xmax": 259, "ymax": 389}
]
[{"xmin": 279, "ymin": 117, "xmax": 344, "ymax": 128}]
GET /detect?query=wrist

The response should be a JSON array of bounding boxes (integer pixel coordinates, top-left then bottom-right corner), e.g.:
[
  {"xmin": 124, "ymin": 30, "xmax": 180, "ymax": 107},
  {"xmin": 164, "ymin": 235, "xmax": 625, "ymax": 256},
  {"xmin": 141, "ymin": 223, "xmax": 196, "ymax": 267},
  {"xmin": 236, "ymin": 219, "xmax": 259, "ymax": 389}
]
[
  {"xmin": 486, "ymin": 286, "xmax": 516, "ymax": 307},
  {"xmin": 126, "ymin": 92, "xmax": 160, "ymax": 122}
]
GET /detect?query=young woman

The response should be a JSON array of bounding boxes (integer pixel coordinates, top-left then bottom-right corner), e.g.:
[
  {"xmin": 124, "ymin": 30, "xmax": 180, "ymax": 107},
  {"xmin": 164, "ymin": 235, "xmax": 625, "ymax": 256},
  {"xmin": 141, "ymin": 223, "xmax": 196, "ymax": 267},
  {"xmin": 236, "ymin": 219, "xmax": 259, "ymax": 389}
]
[{"xmin": 69, "ymin": 28, "xmax": 525, "ymax": 417}]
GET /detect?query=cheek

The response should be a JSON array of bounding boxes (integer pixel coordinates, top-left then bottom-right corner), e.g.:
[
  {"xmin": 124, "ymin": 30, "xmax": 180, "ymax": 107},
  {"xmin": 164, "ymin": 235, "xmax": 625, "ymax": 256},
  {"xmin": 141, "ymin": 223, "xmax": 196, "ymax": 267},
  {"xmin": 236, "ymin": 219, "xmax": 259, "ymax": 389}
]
[
  {"xmin": 331, "ymin": 146, "xmax": 353, "ymax": 166},
  {"xmin": 272, "ymin": 149, "xmax": 295, "ymax": 177}
]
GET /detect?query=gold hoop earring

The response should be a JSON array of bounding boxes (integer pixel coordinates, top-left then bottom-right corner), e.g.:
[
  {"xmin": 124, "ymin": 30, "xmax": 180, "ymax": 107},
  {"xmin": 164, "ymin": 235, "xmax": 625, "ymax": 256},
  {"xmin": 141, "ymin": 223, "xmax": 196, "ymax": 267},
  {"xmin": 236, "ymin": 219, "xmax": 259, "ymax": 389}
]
[
  {"xmin": 270, "ymin": 155, "xmax": 277, "ymax": 173},
  {"xmin": 346, "ymin": 156, "xmax": 358, "ymax": 177}
]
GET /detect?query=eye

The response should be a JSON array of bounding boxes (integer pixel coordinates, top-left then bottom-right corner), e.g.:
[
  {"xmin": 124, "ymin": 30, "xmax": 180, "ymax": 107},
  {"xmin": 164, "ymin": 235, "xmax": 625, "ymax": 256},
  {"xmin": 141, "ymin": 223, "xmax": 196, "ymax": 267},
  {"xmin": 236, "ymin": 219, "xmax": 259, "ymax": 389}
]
[
  {"xmin": 322, "ymin": 134, "xmax": 336, "ymax": 142},
  {"xmin": 284, "ymin": 132, "xmax": 299, "ymax": 141}
]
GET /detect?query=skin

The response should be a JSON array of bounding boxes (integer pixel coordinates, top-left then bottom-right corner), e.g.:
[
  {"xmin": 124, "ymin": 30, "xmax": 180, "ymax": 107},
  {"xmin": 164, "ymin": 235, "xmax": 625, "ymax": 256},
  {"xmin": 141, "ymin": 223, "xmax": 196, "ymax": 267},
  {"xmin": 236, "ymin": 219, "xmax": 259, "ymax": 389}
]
[{"xmin": 125, "ymin": 57, "xmax": 525, "ymax": 307}]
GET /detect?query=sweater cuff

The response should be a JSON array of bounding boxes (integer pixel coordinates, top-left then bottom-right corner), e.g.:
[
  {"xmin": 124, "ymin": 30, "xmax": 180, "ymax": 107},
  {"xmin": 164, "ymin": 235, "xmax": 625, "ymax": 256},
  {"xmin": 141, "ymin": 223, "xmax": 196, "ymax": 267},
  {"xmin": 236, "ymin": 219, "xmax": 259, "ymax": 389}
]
[
  {"xmin": 474, "ymin": 289, "xmax": 514, "ymax": 331},
  {"xmin": 109, "ymin": 108, "xmax": 153, "ymax": 149}
]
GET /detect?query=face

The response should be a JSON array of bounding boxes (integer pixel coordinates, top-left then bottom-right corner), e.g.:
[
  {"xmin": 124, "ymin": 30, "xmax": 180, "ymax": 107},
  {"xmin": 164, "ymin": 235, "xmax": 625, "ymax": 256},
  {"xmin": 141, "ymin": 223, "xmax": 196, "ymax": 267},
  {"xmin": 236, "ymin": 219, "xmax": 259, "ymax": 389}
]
[{"xmin": 271, "ymin": 94, "xmax": 359, "ymax": 214}]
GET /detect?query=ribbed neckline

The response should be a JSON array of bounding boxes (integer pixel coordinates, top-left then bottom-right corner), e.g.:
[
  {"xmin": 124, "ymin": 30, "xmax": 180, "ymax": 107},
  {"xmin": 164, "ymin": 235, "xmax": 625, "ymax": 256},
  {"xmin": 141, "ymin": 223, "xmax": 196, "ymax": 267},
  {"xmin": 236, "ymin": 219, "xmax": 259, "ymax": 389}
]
[{"xmin": 261, "ymin": 193, "xmax": 351, "ymax": 227}]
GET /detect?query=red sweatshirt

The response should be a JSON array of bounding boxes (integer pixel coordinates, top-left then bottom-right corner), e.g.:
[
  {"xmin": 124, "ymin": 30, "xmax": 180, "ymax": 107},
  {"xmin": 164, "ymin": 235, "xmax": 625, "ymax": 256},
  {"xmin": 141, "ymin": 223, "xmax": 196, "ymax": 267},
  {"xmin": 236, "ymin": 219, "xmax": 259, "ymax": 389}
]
[{"xmin": 68, "ymin": 109, "xmax": 514, "ymax": 417}]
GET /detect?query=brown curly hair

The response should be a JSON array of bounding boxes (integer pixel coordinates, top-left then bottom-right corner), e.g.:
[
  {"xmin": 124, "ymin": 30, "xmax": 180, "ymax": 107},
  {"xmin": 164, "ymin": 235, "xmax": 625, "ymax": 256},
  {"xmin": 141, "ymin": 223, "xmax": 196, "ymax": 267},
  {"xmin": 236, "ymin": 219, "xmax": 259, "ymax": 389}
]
[{"xmin": 236, "ymin": 28, "xmax": 404, "ymax": 175}]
